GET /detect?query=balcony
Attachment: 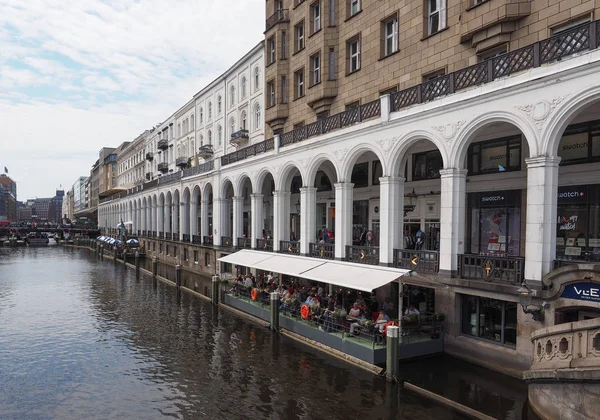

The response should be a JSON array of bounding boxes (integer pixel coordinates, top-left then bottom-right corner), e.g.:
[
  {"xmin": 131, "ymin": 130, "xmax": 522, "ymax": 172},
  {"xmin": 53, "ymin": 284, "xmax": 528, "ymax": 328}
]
[
  {"xmin": 279, "ymin": 240, "xmax": 299, "ymax": 255},
  {"xmin": 175, "ymin": 157, "xmax": 188, "ymax": 168},
  {"xmin": 221, "ymin": 236, "xmax": 233, "ymax": 248},
  {"xmin": 345, "ymin": 246, "xmax": 380, "ymax": 266},
  {"xmin": 265, "ymin": 9, "xmax": 288, "ymax": 32},
  {"xmin": 146, "ymin": 152, "xmax": 153, "ymax": 161},
  {"xmin": 309, "ymin": 242, "xmax": 335, "ymax": 260},
  {"xmin": 230, "ymin": 129, "xmax": 249, "ymax": 146},
  {"xmin": 157, "ymin": 162, "xmax": 169, "ymax": 173},
  {"xmin": 458, "ymin": 254, "xmax": 524, "ymax": 285},
  {"xmin": 257, "ymin": 238, "xmax": 273, "ymax": 252},
  {"xmin": 393, "ymin": 249, "xmax": 439, "ymax": 274},
  {"xmin": 203, "ymin": 236, "xmax": 213, "ymax": 246},
  {"xmin": 460, "ymin": 0, "xmax": 530, "ymax": 46},
  {"xmin": 145, "ymin": 172, "xmax": 152, "ymax": 180},
  {"xmin": 157, "ymin": 139, "xmax": 169, "ymax": 150},
  {"xmin": 198, "ymin": 145, "xmax": 213, "ymax": 159},
  {"xmin": 237, "ymin": 237, "xmax": 251, "ymax": 249}
]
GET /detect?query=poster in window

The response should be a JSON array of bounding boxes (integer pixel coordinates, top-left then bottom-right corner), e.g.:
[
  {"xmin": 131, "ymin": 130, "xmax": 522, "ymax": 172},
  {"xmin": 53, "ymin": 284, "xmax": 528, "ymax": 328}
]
[
  {"xmin": 565, "ymin": 246, "xmax": 582, "ymax": 256},
  {"xmin": 482, "ymin": 209, "xmax": 506, "ymax": 253},
  {"xmin": 566, "ymin": 238, "xmax": 575, "ymax": 246},
  {"xmin": 558, "ymin": 132, "xmax": 588, "ymax": 161}
]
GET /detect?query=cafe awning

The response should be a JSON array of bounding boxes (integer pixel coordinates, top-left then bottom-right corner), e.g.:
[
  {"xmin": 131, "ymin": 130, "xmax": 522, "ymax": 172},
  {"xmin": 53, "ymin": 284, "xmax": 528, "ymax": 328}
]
[{"xmin": 218, "ymin": 250, "xmax": 413, "ymax": 292}]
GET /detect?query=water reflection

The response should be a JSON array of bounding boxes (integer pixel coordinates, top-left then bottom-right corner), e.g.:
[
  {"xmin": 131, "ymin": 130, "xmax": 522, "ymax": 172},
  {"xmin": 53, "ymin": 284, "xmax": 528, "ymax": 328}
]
[{"xmin": 0, "ymin": 247, "xmax": 523, "ymax": 419}]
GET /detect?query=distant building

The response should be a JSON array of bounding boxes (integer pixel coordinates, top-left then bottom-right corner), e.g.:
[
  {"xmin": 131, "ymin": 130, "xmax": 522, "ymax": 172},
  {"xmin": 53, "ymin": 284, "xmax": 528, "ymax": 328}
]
[
  {"xmin": 62, "ymin": 188, "xmax": 74, "ymax": 223},
  {"xmin": 72, "ymin": 177, "xmax": 88, "ymax": 212},
  {"xmin": 0, "ymin": 174, "xmax": 17, "ymax": 222},
  {"xmin": 48, "ymin": 189, "xmax": 64, "ymax": 224}
]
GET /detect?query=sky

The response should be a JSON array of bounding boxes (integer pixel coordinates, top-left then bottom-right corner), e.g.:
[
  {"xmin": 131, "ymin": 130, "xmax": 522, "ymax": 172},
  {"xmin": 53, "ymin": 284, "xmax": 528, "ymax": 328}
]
[{"xmin": 0, "ymin": 0, "xmax": 265, "ymax": 200}]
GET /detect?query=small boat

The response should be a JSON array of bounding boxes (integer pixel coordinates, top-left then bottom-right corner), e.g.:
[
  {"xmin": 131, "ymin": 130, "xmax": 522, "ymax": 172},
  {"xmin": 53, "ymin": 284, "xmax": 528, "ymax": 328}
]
[{"xmin": 26, "ymin": 232, "xmax": 50, "ymax": 246}]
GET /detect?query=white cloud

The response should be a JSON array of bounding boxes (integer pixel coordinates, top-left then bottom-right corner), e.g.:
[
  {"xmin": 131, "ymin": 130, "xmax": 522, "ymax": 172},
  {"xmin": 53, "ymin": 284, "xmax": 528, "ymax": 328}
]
[{"xmin": 0, "ymin": 0, "xmax": 265, "ymax": 199}]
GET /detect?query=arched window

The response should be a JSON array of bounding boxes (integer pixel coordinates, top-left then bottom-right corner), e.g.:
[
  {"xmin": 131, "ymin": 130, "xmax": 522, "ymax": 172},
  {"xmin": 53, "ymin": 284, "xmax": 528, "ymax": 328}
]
[
  {"xmin": 178, "ymin": 123, "xmax": 181, "ymax": 138},
  {"xmin": 254, "ymin": 103, "xmax": 261, "ymax": 130},
  {"xmin": 230, "ymin": 116, "xmax": 235, "ymax": 136},
  {"xmin": 199, "ymin": 134, "xmax": 204, "ymax": 146},
  {"xmin": 241, "ymin": 110, "xmax": 247, "ymax": 130},
  {"xmin": 189, "ymin": 141, "xmax": 194, "ymax": 156},
  {"xmin": 217, "ymin": 95, "xmax": 222, "ymax": 114},
  {"xmin": 254, "ymin": 67, "xmax": 260, "ymax": 92},
  {"xmin": 208, "ymin": 102, "xmax": 212, "ymax": 120},
  {"xmin": 229, "ymin": 85, "xmax": 235, "ymax": 107},
  {"xmin": 241, "ymin": 77, "xmax": 247, "ymax": 99},
  {"xmin": 217, "ymin": 125, "xmax": 222, "ymax": 145},
  {"xmin": 199, "ymin": 108, "xmax": 203, "ymax": 124},
  {"xmin": 190, "ymin": 114, "xmax": 194, "ymax": 131},
  {"xmin": 207, "ymin": 130, "xmax": 212, "ymax": 145}
]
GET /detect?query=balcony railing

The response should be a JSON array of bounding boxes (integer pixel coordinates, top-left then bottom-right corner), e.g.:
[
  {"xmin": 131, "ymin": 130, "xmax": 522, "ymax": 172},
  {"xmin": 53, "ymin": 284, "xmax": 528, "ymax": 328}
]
[
  {"xmin": 157, "ymin": 139, "xmax": 168, "ymax": 150},
  {"xmin": 192, "ymin": 234, "xmax": 202, "ymax": 244},
  {"xmin": 157, "ymin": 162, "xmax": 169, "ymax": 173},
  {"xmin": 158, "ymin": 231, "xmax": 164, "ymax": 239},
  {"xmin": 176, "ymin": 157, "xmax": 188, "ymax": 168},
  {"xmin": 257, "ymin": 238, "xmax": 273, "ymax": 252},
  {"xmin": 265, "ymin": 9, "xmax": 289, "ymax": 31},
  {"xmin": 230, "ymin": 129, "xmax": 249, "ymax": 145},
  {"xmin": 182, "ymin": 160, "xmax": 214, "ymax": 177},
  {"xmin": 221, "ymin": 138, "xmax": 275, "ymax": 166},
  {"xmin": 237, "ymin": 237, "xmax": 251, "ymax": 249},
  {"xmin": 146, "ymin": 152, "xmax": 153, "ymax": 161},
  {"xmin": 279, "ymin": 240, "xmax": 299, "ymax": 255},
  {"xmin": 145, "ymin": 172, "xmax": 152, "ymax": 180},
  {"xmin": 203, "ymin": 236, "xmax": 213, "ymax": 246},
  {"xmin": 182, "ymin": 234, "xmax": 190, "ymax": 242},
  {"xmin": 221, "ymin": 236, "xmax": 233, "ymax": 248},
  {"xmin": 198, "ymin": 145, "xmax": 213, "ymax": 159},
  {"xmin": 309, "ymin": 242, "xmax": 335, "ymax": 260},
  {"xmin": 458, "ymin": 254, "xmax": 525, "ymax": 285},
  {"xmin": 345, "ymin": 245, "xmax": 380, "ymax": 266},
  {"xmin": 158, "ymin": 171, "xmax": 182, "ymax": 184},
  {"xmin": 393, "ymin": 249, "xmax": 439, "ymax": 274}
]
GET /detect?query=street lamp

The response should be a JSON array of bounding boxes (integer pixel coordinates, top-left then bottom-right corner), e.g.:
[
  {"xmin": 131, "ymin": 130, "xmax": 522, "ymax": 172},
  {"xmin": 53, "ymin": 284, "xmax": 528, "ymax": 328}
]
[
  {"xmin": 404, "ymin": 189, "xmax": 418, "ymax": 217},
  {"xmin": 295, "ymin": 198, "xmax": 301, "ymax": 215},
  {"xmin": 517, "ymin": 282, "xmax": 545, "ymax": 322}
]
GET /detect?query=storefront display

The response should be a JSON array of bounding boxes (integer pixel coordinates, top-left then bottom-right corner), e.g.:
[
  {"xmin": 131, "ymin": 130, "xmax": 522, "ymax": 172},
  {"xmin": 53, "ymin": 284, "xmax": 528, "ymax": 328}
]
[
  {"xmin": 467, "ymin": 190, "xmax": 521, "ymax": 256},
  {"xmin": 556, "ymin": 184, "xmax": 600, "ymax": 261},
  {"xmin": 461, "ymin": 295, "xmax": 517, "ymax": 347}
]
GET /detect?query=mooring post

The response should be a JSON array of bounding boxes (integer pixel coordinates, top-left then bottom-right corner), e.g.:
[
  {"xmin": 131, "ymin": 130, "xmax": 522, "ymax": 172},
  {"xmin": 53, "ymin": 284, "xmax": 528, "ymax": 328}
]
[
  {"xmin": 152, "ymin": 256, "xmax": 158, "ymax": 278},
  {"xmin": 122, "ymin": 251, "xmax": 127, "ymax": 266},
  {"xmin": 100, "ymin": 244, "xmax": 104, "ymax": 260},
  {"xmin": 211, "ymin": 275, "xmax": 219, "ymax": 305},
  {"xmin": 176, "ymin": 264, "xmax": 182, "ymax": 288},
  {"xmin": 270, "ymin": 291, "xmax": 279, "ymax": 331},
  {"xmin": 135, "ymin": 251, "xmax": 140, "ymax": 274},
  {"xmin": 386, "ymin": 325, "xmax": 399, "ymax": 382}
]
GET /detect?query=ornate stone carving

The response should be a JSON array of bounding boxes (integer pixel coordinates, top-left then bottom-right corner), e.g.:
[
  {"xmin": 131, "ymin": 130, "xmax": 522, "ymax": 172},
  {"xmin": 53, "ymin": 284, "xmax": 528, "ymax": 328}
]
[
  {"xmin": 375, "ymin": 136, "xmax": 400, "ymax": 153},
  {"xmin": 432, "ymin": 120, "xmax": 466, "ymax": 144},
  {"xmin": 514, "ymin": 96, "xmax": 568, "ymax": 131},
  {"xmin": 298, "ymin": 158, "xmax": 307, "ymax": 169},
  {"xmin": 333, "ymin": 148, "xmax": 348, "ymax": 162}
]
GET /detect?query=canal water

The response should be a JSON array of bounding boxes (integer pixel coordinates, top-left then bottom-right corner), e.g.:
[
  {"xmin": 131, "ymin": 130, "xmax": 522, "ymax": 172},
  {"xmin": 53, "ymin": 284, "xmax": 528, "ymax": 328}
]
[{"xmin": 0, "ymin": 245, "xmax": 532, "ymax": 419}]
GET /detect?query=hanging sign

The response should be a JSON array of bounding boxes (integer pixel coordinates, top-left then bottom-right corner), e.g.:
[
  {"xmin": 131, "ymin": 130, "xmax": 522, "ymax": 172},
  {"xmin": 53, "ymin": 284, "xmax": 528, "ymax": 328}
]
[{"xmin": 561, "ymin": 282, "xmax": 600, "ymax": 302}]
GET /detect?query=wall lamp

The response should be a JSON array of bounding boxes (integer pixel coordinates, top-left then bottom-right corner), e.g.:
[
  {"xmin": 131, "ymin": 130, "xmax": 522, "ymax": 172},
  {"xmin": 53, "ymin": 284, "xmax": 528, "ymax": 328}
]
[{"xmin": 517, "ymin": 282, "xmax": 547, "ymax": 322}]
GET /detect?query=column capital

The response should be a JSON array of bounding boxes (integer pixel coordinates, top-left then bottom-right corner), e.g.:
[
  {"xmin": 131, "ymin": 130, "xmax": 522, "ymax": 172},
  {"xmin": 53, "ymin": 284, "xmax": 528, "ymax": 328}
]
[
  {"xmin": 299, "ymin": 187, "xmax": 317, "ymax": 194},
  {"xmin": 273, "ymin": 190, "xmax": 291, "ymax": 198},
  {"xmin": 232, "ymin": 196, "xmax": 245, "ymax": 203},
  {"xmin": 525, "ymin": 155, "xmax": 561, "ymax": 168},
  {"xmin": 378, "ymin": 176, "xmax": 405, "ymax": 185},
  {"xmin": 439, "ymin": 168, "xmax": 468, "ymax": 179},
  {"xmin": 334, "ymin": 182, "xmax": 354, "ymax": 190},
  {"xmin": 250, "ymin": 193, "xmax": 264, "ymax": 200}
]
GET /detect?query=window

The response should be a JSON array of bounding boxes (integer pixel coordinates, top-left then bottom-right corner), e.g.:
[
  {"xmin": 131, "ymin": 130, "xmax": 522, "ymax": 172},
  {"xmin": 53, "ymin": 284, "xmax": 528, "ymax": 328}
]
[
  {"xmin": 208, "ymin": 130, "xmax": 212, "ymax": 145},
  {"xmin": 372, "ymin": 160, "xmax": 383, "ymax": 185},
  {"xmin": 281, "ymin": 75, "xmax": 287, "ymax": 104},
  {"xmin": 204, "ymin": 252, "xmax": 209, "ymax": 266},
  {"xmin": 557, "ymin": 119, "xmax": 600, "ymax": 165},
  {"xmin": 268, "ymin": 36, "xmax": 276, "ymax": 64},
  {"xmin": 241, "ymin": 77, "xmax": 247, "ymax": 98},
  {"xmin": 229, "ymin": 117, "xmax": 235, "ymax": 136},
  {"xmin": 382, "ymin": 14, "xmax": 399, "ymax": 57},
  {"xmin": 254, "ymin": 67, "xmax": 260, "ymax": 92},
  {"xmin": 183, "ymin": 248, "xmax": 188, "ymax": 261},
  {"xmin": 310, "ymin": 53, "xmax": 320, "ymax": 85},
  {"xmin": 551, "ymin": 15, "xmax": 591, "ymax": 34},
  {"xmin": 413, "ymin": 150, "xmax": 443, "ymax": 180},
  {"xmin": 423, "ymin": 68, "xmax": 446, "ymax": 81},
  {"xmin": 295, "ymin": 21, "xmax": 305, "ymax": 52},
  {"xmin": 468, "ymin": 136, "xmax": 521, "ymax": 175},
  {"xmin": 193, "ymin": 250, "xmax": 198, "ymax": 263},
  {"xmin": 311, "ymin": 1, "xmax": 321, "ymax": 33},
  {"xmin": 208, "ymin": 102, "xmax": 212, "ymax": 120},
  {"xmin": 351, "ymin": 162, "xmax": 369, "ymax": 188},
  {"xmin": 199, "ymin": 108, "xmax": 203, "ymax": 123},
  {"xmin": 347, "ymin": 0, "xmax": 360, "ymax": 17},
  {"xmin": 267, "ymin": 80, "xmax": 276, "ymax": 107},
  {"xmin": 380, "ymin": 86, "xmax": 398, "ymax": 96},
  {"xmin": 190, "ymin": 114, "xmax": 194, "ymax": 130},
  {"xmin": 173, "ymin": 247, "xmax": 177, "ymax": 258},
  {"xmin": 166, "ymin": 245, "xmax": 169, "ymax": 256},
  {"xmin": 294, "ymin": 69, "xmax": 304, "ymax": 98},
  {"xmin": 217, "ymin": 125, "xmax": 222, "ymax": 145},
  {"xmin": 229, "ymin": 85, "xmax": 235, "ymax": 107},
  {"xmin": 254, "ymin": 103, "xmax": 261, "ymax": 129},
  {"xmin": 177, "ymin": 123, "xmax": 181, "ymax": 138},
  {"xmin": 241, "ymin": 111, "xmax": 247, "ymax": 129},
  {"xmin": 159, "ymin": 243, "xmax": 163, "ymax": 253},
  {"xmin": 345, "ymin": 100, "xmax": 360, "ymax": 110},
  {"xmin": 461, "ymin": 295, "xmax": 517, "ymax": 347},
  {"xmin": 199, "ymin": 134, "xmax": 204, "ymax": 146},
  {"xmin": 281, "ymin": 31, "xmax": 287, "ymax": 59},
  {"xmin": 217, "ymin": 96, "xmax": 222, "ymax": 114},
  {"xmin": 427, "ymin": 0, "xmax": 447, "ymax": 36},
  {"xmin": 329, "ymin": 48, "xmax": 335, "ymax": 80},
  {"xmin": 347, "ymin": 36, "xmax": 360, "ymax": 73},
  {"xmin": 477, "ymin": 44, "xmax": 508, "ymax": 62}
]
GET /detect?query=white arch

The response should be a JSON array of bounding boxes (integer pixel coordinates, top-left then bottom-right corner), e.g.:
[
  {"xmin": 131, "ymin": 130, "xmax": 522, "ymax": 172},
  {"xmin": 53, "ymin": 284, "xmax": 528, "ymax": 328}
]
[
  {"xmin": 340, "ymin": 143, "xmax": 387, "ymax": 182},
  {"xmin": 305, "ymin": 152, "xmax": 340, "ymax": 187},
  {"xmin": 388, "ymin": 130, "xmax": 450, "ymax": 177}
]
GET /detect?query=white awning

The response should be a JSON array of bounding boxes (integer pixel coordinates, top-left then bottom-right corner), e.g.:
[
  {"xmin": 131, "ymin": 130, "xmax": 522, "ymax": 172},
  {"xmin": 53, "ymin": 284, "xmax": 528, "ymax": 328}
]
[{"xmin": 218, "ymin": 250, "xmax": 413, "ymax": 292}]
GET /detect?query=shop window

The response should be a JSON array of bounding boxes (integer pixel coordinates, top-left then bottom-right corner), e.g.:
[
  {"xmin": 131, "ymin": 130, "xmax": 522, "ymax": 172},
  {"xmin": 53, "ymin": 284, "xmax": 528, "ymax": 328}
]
[
  {"xmin": 557, "ymin": 120, "xmax": 600, "ymax": 165},
  {"xmin": 193, "ymin": 250, "xmax": 198, "ymax": 263},
  {"xmin": 352, "ymin": 200, "xmax": 369, "ymax": 239},
  {"xmin": 372, "ymin": 160, "xmax": 383, "ymax": 185},
  {"xmin": 556, "ymin": 184, "xmax": 600, "ymax": 262},
  {"xmin": 351, "ymin": 162, "xmax": 369, "ymax": 188},
  {"xmin": 461, "ymin": 295, "xmax": 517, "ymax": 347},
  {"xmin": 467, "ymin": 190, "xmax": 521, "ymax": 256},
  {"xmin": 413, "ymin": 149, "xmax": 442, "ymax": 180},
  {"xmin": 468, "ymin": 136, "xmax": 521, "ymax": 175}
]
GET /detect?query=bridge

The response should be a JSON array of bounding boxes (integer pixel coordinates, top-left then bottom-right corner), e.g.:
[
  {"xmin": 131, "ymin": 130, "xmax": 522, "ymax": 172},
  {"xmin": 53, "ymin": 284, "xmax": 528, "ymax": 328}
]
[{"xmin": 0, "ymin": 227, "xmax": 101, "ymax": 236}]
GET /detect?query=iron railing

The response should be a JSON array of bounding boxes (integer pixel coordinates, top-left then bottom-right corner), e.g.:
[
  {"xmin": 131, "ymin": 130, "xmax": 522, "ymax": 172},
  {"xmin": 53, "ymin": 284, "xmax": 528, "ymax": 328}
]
[
  {"xmin": 279, "ymin": 240, "xmax": 300, "ymax": 255},
  {"xmin": 157, "ymin": 139, "xmax": 168, "ymax": 149},
  {"xmin": 158, "ymin": 231, "xmax": 164, "ymax": 239},
  {"xmin": 198, "ymin": 145, "xmax": 214, "ymax": 158},
  {"xmin": 393, "ymin": 249, "xmax": 439, "ymax": 274},
  {"xmin": 345, "ymin": 245, "xmax": 379, "ymax": 266},
  {"xmin": 265, "ymin": 9, "xmax": 289, "ymax": 31},
  {"xmin": 230, "ymin": 129, "xmax": 249, "ymax": 141},
  {"xmin": 237, "ymin": 237, "xmax": 251, "ymax": 249},
  {"xmin": 182, "ymin": 160, "xmax": 214, "ymax": 177},
  {"xmin": 145, "ymin": 152, "xmax": 153, "ymax": 161},
  {"xmin": 221, "ymin": 138, "xmax": 275, "ymax": 166},
  {"xmin": 257, "ymin": 238, "xmax": 274, "ymax": 252},
  {"xmin": 458, "ymin": 254, "xmax": 525, "ymax": 285},
  {"xmin": 158, "ymin": 171, "xmax": 182, "ymax": 184},
  {"xmin": 309, "ymin": 242, "xmax": 335, "ymax": 260},
  {"xmin": 203, "ymin": 236, "xmax": 213, "ymax": 246},
  {"xmin": 182, "ymin": 234, "xmax": 190, "ymax": 242},
  {"xmin": 157, "ymin": 162, "xmax": 169, "ymax": 172},
  {"xmin": 221, "ymin": 236, "xmax": 233, "ymax": 248},
  {"xmin": 192, "ymin": 234, "xmax": 202, "ymax": 244},
  {"xmin": 176, "ymin": 157, "xmax": 188, "ymax": 167}
]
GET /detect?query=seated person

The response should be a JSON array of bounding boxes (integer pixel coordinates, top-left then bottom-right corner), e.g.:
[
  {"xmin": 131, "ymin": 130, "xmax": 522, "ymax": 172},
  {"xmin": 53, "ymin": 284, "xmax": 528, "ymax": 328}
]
[
  {"xmin": 405, "ymin": 304, "xmax": 420, "ymax": 316},
  {"xmin": 375, "ymin": 311, "xmax": 391, "ymax": 333},
  {"xmin": 347, "ymin": 302, "xmax": 362, "ymax": 335},
  {"xmin": 384, "ymin": 302, "xmax": 397, "ymax": 320}
]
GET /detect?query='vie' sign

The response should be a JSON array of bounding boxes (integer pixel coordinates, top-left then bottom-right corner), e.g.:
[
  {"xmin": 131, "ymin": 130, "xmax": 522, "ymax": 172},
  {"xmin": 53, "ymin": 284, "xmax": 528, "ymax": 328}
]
[{"xmin": 561, "ymin": 283, "xmax": 600, "ymax": 303}]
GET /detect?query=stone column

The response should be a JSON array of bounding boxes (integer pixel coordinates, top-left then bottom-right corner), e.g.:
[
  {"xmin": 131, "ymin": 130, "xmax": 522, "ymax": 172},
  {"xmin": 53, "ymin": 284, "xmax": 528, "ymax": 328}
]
[
  {"xmin": 200, "ymin": 199, "xmax": 209, "ymax": 241},
  {"xmin": 232, "ymin": 196, "xmax": 244, "ymax": 247},
  {"xmin": 164, "ymin": 202, "xmax": 171, "ymax": 234},
  {"xmin": 525, "ymin": 156, "xmax": 561, "ymax": 283},
  {"xmin": 158, "ymin": 201, "xmax": 164, "ymax": 234},
  {"xmin": 141, "ymin": 204, "xmax": 147, "ymax": 234},
  {"xmin": 272, "ymin": 190, "xmax": 291, "ymax": 252},
  {"xmin": 190, "ymin": 199, "xmax": 198, "ymax": 242},
  {"xmin": 212, "ymin": 198, "xmax": 223, "ymax": 247},
  {"xmin": 379, "ymin": 177, "xmax": 404, "ymax": 266},
  {"xmin": 334, "ymin": 182, "xmax": 354, "ymax": 260},
  {"xmin": 439, "ymin": 168, "xmax": 467, "ymax": 277},
  {"xmin": 250, "ymin": 193, "xmax": 264, "ymax": 249},
  {"xmin": 300, "ymin": 187, "xmax": 317, "ymax": 255}
]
